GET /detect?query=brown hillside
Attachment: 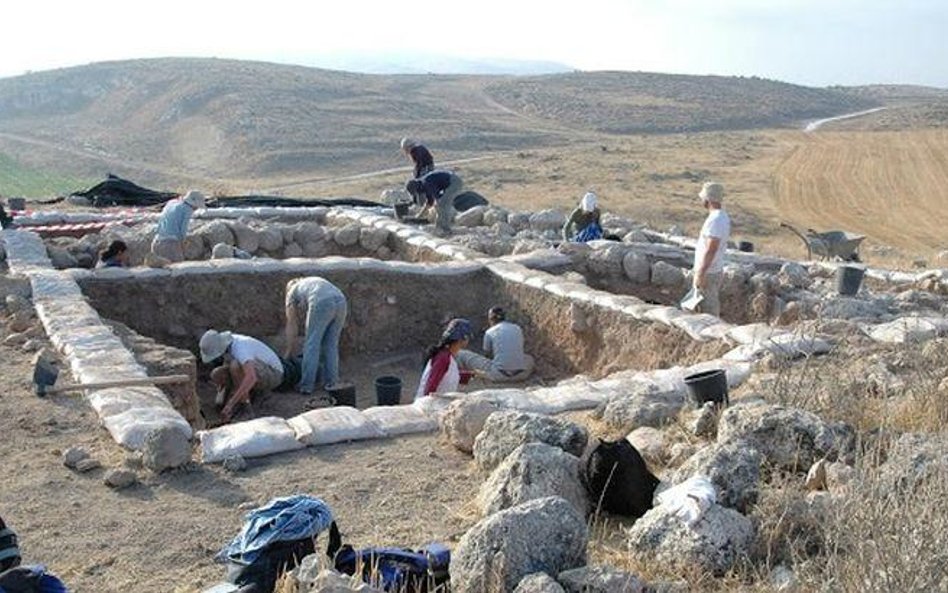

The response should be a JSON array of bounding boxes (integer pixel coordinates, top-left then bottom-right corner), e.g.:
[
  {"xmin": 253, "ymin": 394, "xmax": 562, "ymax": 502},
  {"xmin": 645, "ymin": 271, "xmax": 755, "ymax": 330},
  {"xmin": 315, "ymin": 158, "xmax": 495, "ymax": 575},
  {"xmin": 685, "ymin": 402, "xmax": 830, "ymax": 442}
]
[{"xmin": 0, "ymin": 58, "xmax": 875, "ymax": 188}]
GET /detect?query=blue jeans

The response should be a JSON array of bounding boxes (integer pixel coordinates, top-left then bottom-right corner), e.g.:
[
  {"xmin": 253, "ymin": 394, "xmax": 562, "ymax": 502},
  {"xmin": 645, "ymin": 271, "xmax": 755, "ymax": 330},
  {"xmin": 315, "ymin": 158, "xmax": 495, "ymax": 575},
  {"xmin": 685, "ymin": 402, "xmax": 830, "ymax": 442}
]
[{"xmin": 299, "ymin": 294, "xmax": 347, "ymax": 393}]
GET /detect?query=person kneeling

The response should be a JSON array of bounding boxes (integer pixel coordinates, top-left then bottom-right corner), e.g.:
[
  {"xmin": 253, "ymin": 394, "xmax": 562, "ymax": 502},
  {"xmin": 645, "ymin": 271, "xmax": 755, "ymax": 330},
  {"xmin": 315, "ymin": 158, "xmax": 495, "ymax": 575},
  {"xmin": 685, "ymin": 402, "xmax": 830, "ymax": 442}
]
[
  {"xmin": 200, "ymin": 329, "xmax": 289, "ymax": 423},
  {"xmin": 457, "ymin": 307, "xmax": 534, "ymax": 383}
]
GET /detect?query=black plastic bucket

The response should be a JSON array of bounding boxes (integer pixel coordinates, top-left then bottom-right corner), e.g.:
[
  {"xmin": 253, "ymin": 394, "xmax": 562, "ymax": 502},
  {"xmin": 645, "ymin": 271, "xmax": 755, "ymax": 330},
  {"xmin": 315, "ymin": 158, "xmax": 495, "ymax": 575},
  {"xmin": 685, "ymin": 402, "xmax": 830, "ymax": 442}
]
[
  {"xmin": 684, "ymin": 368, "xmax": 729, "ymax": 406},
  {"xmin": 375, "ymin": 376, "xmax": 402, "ymax": 406},
  {"xmin": 327, "ymin": 383, "xmax": 356, "ymax": 407},
  {"xmin": 835, "ymin": 265, "xmax": 865, "ymax": 296},
  {"xmin": 738, "ymin": 240, "xmax": 754, "ymax": 253},
  {"xmin": 394, "ymin": 203, "xmax": 410, "ymax": 219},
  {"xmin": 7, "ymin": 197, "xmax": 25, "ymax": 211}
]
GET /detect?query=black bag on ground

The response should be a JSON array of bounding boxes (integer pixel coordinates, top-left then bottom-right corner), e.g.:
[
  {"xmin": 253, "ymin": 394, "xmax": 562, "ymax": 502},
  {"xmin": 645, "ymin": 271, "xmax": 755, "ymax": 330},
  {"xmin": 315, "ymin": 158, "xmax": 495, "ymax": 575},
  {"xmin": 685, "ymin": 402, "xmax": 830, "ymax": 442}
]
[
  {"xmin": 580, "ymin": 438, "xmax": 660, "ymax": 518},
  {"xmin": 224, "ymin": 522, "xmax": 341, "ymax": 593}
]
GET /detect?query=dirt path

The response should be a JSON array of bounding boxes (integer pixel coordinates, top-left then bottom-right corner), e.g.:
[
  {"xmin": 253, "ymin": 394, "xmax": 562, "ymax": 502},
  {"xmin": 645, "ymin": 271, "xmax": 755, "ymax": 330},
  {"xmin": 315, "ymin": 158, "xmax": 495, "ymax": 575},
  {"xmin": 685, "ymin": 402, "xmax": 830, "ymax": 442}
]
[
  {"xmin": 803, "ymin": 107, "xmax": 888, "ymax": 132},
  {"xmin": 0, "ymin": 321, "xmax": 480, "ymax": 593}
]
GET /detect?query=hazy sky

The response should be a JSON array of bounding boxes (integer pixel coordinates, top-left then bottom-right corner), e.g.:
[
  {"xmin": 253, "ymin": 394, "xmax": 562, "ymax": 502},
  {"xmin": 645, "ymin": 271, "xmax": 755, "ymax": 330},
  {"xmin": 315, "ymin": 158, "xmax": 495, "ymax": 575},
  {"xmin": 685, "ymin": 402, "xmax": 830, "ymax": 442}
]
[{"xmin": 2, "ymin": 0, "xmax": 945, "ymax": 87}]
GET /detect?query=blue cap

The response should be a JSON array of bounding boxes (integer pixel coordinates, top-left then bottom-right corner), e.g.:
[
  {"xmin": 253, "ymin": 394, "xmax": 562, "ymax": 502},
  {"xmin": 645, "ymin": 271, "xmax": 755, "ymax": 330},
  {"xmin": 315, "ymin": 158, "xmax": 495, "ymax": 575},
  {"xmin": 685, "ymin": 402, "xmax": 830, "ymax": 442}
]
[{"xmin": 442, "ymin": 318, "xmax": 473, "ymax": 342}]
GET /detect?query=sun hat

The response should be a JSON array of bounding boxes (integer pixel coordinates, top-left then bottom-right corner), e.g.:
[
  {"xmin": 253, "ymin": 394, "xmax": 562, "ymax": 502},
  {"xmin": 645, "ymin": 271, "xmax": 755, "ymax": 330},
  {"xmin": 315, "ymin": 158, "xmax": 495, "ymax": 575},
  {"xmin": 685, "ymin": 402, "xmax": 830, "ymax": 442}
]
[
  {"xmin": 581, "ymin": 191, "xmax": 598, "ymax": 212},
  {"xmin": 183, "ymin": 189, "xmax": 206, "ymax": 209},
  {"xmin": 400, "ymin": 137, "xmax": 416, "ymax": 151},
  {"xmin": 698, "ymin": 182, "xmax": 724, "ymax": 202},
  {"xmin": 442, "ymin": 318, "xmax": 473, "ymax": 343},
  {"xmin": 199, "ymin": 329, "xmax": 233, "ymax": 363}
]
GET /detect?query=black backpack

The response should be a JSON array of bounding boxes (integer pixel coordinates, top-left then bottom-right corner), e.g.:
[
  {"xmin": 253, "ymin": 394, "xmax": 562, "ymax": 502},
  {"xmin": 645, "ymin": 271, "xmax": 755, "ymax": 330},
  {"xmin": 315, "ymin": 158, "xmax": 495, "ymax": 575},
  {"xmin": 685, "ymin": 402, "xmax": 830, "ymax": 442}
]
[
  {"xmin": 224, "ymin": 522, "xmax": 342, "ymax": 593},
  {"xmin": 580, "ymin": 438, "xmax": 659, "ymax": 518}
]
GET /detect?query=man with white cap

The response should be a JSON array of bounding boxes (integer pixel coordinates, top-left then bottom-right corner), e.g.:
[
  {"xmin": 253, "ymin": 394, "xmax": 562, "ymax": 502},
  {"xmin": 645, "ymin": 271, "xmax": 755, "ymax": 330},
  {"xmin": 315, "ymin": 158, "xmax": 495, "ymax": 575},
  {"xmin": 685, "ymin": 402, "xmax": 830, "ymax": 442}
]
[
  {"xmin": 563, "ymin": 191, "xmax": 603, "ymax": 242},
  {"xmin": 150, "ymin": 189, "xmax": 205, "ymax": 263},
  {"xmin": 200, "ymin": 329, "xmax": 285, "ymax": 422},
  {"xmin": 689, "ymin": 181, "xmax": 731, "ymax": 317}
]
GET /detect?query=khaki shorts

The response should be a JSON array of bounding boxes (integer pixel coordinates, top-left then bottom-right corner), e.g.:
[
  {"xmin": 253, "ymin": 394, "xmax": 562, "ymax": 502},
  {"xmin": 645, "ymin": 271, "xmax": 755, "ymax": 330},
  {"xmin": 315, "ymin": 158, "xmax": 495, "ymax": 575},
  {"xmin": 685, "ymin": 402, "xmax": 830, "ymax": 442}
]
[{"xmin": 251, "ymin": 360, "xmax": 284, "ymax": 395}]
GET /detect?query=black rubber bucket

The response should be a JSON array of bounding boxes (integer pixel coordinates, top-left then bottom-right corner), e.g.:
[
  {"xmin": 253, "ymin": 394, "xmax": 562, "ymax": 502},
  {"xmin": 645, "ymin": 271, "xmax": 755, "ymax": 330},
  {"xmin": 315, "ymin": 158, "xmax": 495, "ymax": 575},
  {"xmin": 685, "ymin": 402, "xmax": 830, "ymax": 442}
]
[
  {"xmin": 836, "ymin": 265, "xmax": 865, "ymax": 296},
  {"xmin": 327, "ymin": 383, "xmax": 356, "ymax": 407},
  {"xmin": 684, "ymin": 368, "xmax": 729, "ymax": 406},
  {"xmin": 375, "ymin": 376, "xmax": 402, "ymax": 406},
  {"xmin": 7, "ymin": 197, "xmax": 25, "ymax": 211},
  {"xmin": 394, "ymin": 203, "xmax": 410, "ymax": 219},
  {"xmin": 738, "ymin": 240, "xmax": 754, "ymax": 253}
]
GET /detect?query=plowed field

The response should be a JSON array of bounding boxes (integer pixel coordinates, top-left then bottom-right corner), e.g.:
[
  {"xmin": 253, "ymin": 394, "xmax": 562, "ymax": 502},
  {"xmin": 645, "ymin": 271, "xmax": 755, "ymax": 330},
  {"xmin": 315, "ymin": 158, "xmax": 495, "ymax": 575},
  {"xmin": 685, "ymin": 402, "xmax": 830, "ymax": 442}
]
[{"xmin": 773, "ymin": 130, "xmax": 948, "ymax": 253}]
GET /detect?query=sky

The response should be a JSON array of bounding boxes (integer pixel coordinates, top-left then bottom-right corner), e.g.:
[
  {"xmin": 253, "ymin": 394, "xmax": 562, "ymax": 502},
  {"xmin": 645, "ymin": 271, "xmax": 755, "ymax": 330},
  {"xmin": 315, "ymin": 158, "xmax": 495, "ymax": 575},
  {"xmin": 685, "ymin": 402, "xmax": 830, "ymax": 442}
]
[{"xmin": 1, "ymin": 0, "xmax": 945, "ymax": 87}]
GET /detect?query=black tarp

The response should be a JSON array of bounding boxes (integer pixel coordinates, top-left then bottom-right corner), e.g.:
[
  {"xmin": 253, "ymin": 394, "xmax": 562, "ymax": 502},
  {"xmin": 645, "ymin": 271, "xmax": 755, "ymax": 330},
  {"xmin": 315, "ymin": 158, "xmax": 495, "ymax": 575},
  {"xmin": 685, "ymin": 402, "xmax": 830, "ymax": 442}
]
[
  {"xmin": 206, "ymin": 195, "xmax": 384, "ymax": 209},
  {"xmin": 71, "ymin": 174, "xmax": 178, "ymax": 207}
]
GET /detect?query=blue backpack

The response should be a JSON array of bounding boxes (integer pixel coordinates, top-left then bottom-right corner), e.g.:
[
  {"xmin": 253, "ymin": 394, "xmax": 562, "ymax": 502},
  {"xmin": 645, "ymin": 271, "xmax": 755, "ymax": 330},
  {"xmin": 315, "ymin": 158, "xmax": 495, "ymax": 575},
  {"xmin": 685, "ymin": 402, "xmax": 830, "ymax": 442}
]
[
  {"xmin": 0, "ymin": 566, "xmax": 69, "ymax": 593},
  {"xmin": 334, "ymin": 543, "xmax": 450, "ymax": 592}
]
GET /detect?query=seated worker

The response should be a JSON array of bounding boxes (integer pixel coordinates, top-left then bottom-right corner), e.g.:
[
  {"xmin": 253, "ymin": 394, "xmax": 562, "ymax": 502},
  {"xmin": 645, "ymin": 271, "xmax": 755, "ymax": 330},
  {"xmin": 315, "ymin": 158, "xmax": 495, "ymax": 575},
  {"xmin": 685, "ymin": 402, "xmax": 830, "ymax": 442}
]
[
  {"xmin": 0, "ymin": 203, "xmax": 14, "ymax": 229},
  {"xmin": 150, "ymin": 189, "xmax": 205, "ymax": 263},
  {"xmin": 415, "ymin": 318, "xmax": 473, "ymax": 399},
  {"xmin": 0, "ymin": 515, "xmax": 70, "ymax": 591},
  {"xmin": 563, "ymin": 191, "xmax": 603, "ymax": 242},
  {"xmin": 283, "ymin": 277, "xmax": 348, "ymax": 395},
  {"xmin": 97, "ymin": 239, "xmax": 129, "ymax": 268},
  {"xmin": 458, "ymin": 307, "xmax": 534, "ymax": 382},
  {"xmin": 405, "ymin": 169, "xmax": 464, "ymax": 234},
  {"xmin": 400, "ymin": 137, "xmax": 435, "ymax": 179},
  {"xmin": 200, "ymin": 329, "xmax": 287, "ymax": 422}
]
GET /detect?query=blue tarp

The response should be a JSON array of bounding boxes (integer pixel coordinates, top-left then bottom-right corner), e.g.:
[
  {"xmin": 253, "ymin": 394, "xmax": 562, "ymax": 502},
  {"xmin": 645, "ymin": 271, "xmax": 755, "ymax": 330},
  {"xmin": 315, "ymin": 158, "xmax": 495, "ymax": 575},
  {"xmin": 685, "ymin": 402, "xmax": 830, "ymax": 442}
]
[{"xmin": 217, "ymin": 495, "xmax": 333, "ymax": 566}]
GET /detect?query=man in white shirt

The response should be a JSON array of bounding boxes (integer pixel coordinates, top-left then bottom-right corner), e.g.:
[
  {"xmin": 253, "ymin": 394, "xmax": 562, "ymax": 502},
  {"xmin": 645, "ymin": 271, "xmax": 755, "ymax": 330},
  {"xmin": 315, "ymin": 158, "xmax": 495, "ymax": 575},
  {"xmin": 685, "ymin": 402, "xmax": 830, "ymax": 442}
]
[
  {"xmin": 457, "ymin": 307, "xmax": 535, "ymax": 382},
  {"xmin": 200, "ymin": 329, "xmax": 286, "ymax": 422},
  {"xmin": 690, "ymin": 182, "xmax": 731, "ymax": 317}
]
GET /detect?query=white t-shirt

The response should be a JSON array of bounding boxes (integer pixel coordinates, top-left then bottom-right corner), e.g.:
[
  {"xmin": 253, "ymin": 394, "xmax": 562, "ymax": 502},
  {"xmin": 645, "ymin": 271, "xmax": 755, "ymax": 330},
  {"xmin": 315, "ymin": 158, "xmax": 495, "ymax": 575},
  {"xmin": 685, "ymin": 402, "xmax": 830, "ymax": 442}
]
[
  {"xmin": 694, "ymin": 209, "xmax": 731, "ymax": 274},
  {"xmin": 228, "ymin": 334, "xmax": 284, "ymax": 374},
  {"xmin": 483, "ymin": 321, "xmax": 527, "ymax": 371}
]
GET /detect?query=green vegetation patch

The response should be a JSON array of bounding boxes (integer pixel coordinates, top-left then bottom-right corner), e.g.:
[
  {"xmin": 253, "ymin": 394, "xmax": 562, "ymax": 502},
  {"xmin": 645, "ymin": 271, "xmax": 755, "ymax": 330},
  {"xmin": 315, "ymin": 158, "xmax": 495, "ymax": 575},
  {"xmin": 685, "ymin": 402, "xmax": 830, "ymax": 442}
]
[{"xmin": 0, "ymin": 152, "xmax": 92, "ymax": 198}]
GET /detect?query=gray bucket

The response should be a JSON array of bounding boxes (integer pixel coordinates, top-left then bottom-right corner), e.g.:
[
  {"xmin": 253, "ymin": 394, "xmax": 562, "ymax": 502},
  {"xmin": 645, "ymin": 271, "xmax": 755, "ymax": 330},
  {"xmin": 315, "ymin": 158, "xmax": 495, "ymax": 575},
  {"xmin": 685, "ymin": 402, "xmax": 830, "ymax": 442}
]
[
  {"xmin": 836, "ymin": 265, "xmax": 865, "ymax": 296},
  {"xmin": 684, "ymin": 368, "xmax": 729, "ymax": 406}
]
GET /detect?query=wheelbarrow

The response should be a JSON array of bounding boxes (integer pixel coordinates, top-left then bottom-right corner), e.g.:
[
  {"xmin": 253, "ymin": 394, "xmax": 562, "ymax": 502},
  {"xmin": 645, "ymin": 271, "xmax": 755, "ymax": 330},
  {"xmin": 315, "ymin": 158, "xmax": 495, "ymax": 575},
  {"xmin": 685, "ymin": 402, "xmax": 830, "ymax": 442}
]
[{"xmin": 780, "ymin": 223, "xmax": 865, "ymax": 262}]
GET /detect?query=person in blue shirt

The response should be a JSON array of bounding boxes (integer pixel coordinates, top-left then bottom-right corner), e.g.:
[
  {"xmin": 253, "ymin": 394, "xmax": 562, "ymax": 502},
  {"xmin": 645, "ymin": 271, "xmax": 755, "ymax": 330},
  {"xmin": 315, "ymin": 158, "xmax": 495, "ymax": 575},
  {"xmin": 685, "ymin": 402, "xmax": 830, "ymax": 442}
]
[
  {"xmin": 97, "ymin": 240, "xmax": 129, "ymax": 268},
  {"xmin": 150, "ymin": 190, "xmax": 205, "ymax": 263},
  {"xmin": 405, "ymin": 170, "xmax": 463, "ymax": 234}
]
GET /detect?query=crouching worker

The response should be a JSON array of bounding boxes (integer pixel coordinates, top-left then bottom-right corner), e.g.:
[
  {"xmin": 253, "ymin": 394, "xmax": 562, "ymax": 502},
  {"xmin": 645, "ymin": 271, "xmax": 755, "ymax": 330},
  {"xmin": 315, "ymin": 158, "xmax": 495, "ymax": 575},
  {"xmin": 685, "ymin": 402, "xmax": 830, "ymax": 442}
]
[
  {"xmin": 283, "ymin": 277, "xmax": 348, "ymax": 395},
  {"xmin": 563, "ymin": 191, "xmax": 603, "ymax": 242},
  {"xmin": 458, "ymin": 307, "xmax": 534, "ymax": 382},
  {"xmin": 405, "ymin": 169, "xmax": 463, "ymax": 234},
  {"xmin": 200, "ymin": 329, "xmax": 290, "ymax": 422},
  {"xmin": 415, "ymin": 318, "xmax": 473, "ymax": 399}
]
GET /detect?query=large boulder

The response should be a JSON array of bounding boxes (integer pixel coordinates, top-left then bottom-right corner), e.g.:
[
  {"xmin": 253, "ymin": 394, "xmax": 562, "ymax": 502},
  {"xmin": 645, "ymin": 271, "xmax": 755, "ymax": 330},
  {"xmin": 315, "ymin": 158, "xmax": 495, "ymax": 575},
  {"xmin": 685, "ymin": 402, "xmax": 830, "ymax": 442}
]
[
  {"xmin": 301, "ymin": 238, "xmax": 330, "ymax": 258},
  {"xmin": 47, "ymin": 246, "xmax": 77, "ymax": 269},
  {"xmin": 483, "ymin": 206, "xmax": 510, "ymax": 226},
  {"xmin": 650, "ymin": 261, "xmax": 686, "ymax": 288},
  {"xmin": 359, "ymin": 227, "xmax": 389, "ymax": 252},
  {"xmin": 627, "ymin": 502, "xmax": 754, "ymax": 576},
  {"xmin": 141, "ymin": 426, "xmax": 192, "ymax": 472},
  {"xmin": 473, "ymin": 411, "xmax": 588, "ymax": 471},
  {"xmin": 440, "ymin": 396, "xmax": 501, "ymax": 453},
  {"xmin": 230, "ymin": 221, "xmax": 260, "ymax": 254},
  {"xmin": 333, "ymin": 223, "xmax": 361, "ymax": 247},
  {"xmin": 514, "ymin": 573, "xmax": 565, "ymax": 593},
  {"xmin": 622, "ymin": 251, "xmax": 650, "ymax": 283},
  {"xmin": 294, "ymin": 222, "xmax": 327, "ymax": 246},
  {"xmin": 456, "ymin": 205, "xmax": 487, "ymax": 227},
  {"xmin": 557, "ymin": 566, "xmax": 644, "ymax": 593},
  {"xmin": 662, "ymin": 439, "xmax": 763, "ymax": 512},
  {"xmin": 596, "ymin": 389, "xmax": 687, "ymax": 433},
  {"xmin": 529, "ymin": 209, "xmax": 567, "ymax": 232},
  {"xmin": 477, "ymin": 443, "xmax": 588, "ymax": 517},
  {"xmin": 586, "ymin": 244, "xmax": 627, "ymax": 277},
  {"xmin": 200, "ymin": 220, "xmax": 235, "ymax": 248},
  {"xmin": 451, "ymin": 496, "xmax": 587, "ymax": 593},
  {"xmin": 509, "ymin": 212, "xmax": 531, "ymax": 230},
  {"xmin": 626, "ymin": 427, "xmax": 666, "ymax": 466},
  {"xmin": 778, "ymin": 262, "xmax": 810, "ymax": 289},
  {"xmin": 717, "ymin": 402, "xmax": 853, "ymax": 471},
  {"xmin": 878, "ymin": 432, "xmax": 948, "ymax": 494},
  {"xmin": 257, "ymin": 227, "xmax": 284, "ymax": 253}
]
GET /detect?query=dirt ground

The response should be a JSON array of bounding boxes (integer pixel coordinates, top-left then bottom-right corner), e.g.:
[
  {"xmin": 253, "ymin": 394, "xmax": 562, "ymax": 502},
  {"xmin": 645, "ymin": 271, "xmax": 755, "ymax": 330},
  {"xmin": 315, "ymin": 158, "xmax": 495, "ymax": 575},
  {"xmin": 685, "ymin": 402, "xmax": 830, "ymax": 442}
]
[{"xmin": 0, "ymin": 324, "xmax": 483, "ymax": 593}]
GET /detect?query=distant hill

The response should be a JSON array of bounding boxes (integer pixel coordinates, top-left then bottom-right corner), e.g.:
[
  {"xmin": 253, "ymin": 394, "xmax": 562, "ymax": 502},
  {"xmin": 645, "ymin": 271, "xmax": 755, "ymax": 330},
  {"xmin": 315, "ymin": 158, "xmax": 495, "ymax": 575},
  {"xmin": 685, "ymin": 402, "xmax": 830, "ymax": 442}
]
[
  {"xmin": 0, "ymin": 58, "xmax": 876, "ymax": 189},
  {"xmin": 835, "ymin": 84, "xmax": 948, "ymax": 104}
]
